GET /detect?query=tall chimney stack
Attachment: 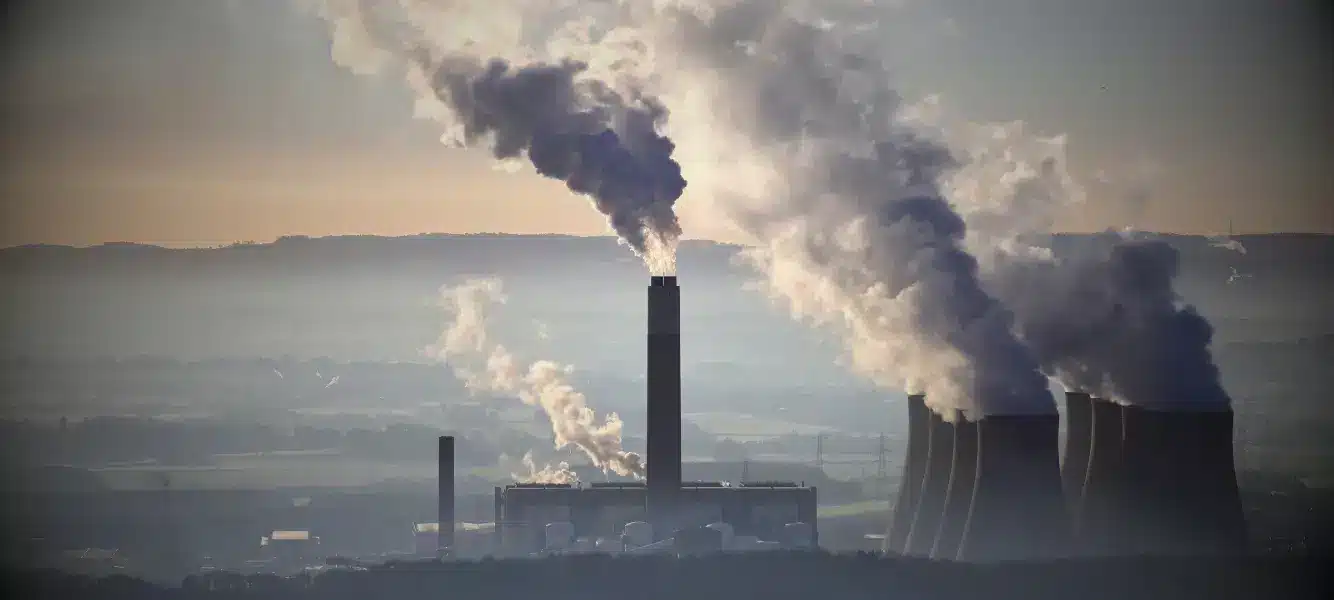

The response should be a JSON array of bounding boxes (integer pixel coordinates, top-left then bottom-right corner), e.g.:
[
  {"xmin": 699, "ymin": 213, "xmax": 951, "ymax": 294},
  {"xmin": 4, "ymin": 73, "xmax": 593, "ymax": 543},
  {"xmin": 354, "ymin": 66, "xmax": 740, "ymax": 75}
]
[
  {"xmin": 647, "ymin": 275, "xmax": 682, "ymax": 538},
  {"xmin": 884, "ymin": 394, "xmax": 929, "ymax": 553},
  {"xmin": 438, "ymin": 435, "xmax": 455, "ymax": 553}
]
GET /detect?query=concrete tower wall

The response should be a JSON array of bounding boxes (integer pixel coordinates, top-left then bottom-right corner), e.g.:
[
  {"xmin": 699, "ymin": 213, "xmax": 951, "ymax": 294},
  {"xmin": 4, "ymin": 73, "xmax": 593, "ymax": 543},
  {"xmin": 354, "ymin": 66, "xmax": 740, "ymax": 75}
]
[
  {"xmin": 1061, "ymin": 391, "xmax": 1094, "ymax": 513},
  {"xmin": 957, "ymin": 414, "xmax": 1071, "ymax": 562},
  {"xmin": 1121, "ymin": 406, "xmax": 1247, "ymax": 555},
  {"xmin": 1076, "ymin": 398, "xmax": 1130, "ymax": 555},
  {"xmin": 884, "ymin": 394, "xmax": 929, "ymax": 554},
  {"xmin": 931, "ymin": 416, "xmax": 977, "ymax": 560},
  {"xmin": 904, "ymin": 410, "xmax": 954, "ymax": 556}
]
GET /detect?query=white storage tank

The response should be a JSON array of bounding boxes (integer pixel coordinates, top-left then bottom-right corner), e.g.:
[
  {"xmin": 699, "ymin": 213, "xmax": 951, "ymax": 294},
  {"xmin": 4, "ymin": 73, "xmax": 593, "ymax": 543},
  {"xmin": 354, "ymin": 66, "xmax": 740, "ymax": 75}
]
[
  {"xmin": 544, "ymin": 522, "xmax": 575, "ymax": 550},
  {"xmin": 782, "ymin": 522, "xmax": 815, "ymax": 549},
  {"xmin": 622, "ymin": 521, "xmax": 654, "ymax": 549},
  {"xmin": 705, "ymin": 522, "xmax": 735, "ymax": 549}
]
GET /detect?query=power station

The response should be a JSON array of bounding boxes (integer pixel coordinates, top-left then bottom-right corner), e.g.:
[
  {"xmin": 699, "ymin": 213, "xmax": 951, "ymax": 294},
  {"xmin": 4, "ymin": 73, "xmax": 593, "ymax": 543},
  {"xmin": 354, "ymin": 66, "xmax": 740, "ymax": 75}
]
[
  {"xmin": 482, "ymin": 275, "xmax": 817, "ymax": 555},
  {"xmin": 430, "ymin": 276, "xmax": 1249, "ymax": 560}
]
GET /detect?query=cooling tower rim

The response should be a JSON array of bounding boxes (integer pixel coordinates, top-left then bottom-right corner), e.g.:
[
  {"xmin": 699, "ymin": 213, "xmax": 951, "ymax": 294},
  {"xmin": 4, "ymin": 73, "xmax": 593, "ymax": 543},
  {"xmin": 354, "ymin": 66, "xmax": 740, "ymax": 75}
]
[
  {"xmin": 914, "ymin": 405, "xmax": 1063, "ymax": 423},
  {"xmin": 969, "ymin": 412, "xmax": 1062, "ymax": 423},
  {"xmin": 1105, "ymin": 399, "xmax": 1234, "ymax": 413}
]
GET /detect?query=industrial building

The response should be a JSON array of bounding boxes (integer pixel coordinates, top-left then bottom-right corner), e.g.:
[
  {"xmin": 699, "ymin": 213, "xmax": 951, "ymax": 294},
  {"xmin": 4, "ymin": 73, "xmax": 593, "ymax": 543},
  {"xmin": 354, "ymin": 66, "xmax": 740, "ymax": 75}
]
[
  {"xmin": 435, "ymin": 275, "xmax": 819, "ymax": 556},
  {"xmin": 429, "ymin": 273, "xmax": 1249, "ymax": 561},
  {"xmin": 492, "ymin": 481, "xmax": 816, "ymax": 554}
]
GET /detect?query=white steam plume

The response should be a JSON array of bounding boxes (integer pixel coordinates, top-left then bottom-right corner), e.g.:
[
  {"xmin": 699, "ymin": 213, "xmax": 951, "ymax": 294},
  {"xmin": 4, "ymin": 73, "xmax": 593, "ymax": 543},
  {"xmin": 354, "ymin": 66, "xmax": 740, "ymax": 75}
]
[
  {"xmin": 304, "ymin": 1, "xmax": 1228, "ymax": 414},
  {"xmin": 300, "ymin": 0, "xmax": 1057, "ymax": 419},
  {"xmin": 426, "ymin": 277, "xmax": 645, "ymax": 478},
  {"xmin": 517, "ymin": 451, "xmax": 579, "ymax": 485},
  {"xmin": 880, "ymin": 74, "xmax": 1230, "ymax": 411},
  {"xmin": 632, "ymin": 1, "xmax": 1230, "ymax": 412},
  {"xmin": 633, "ymin": 2, "xmax": 1055, "ymax": 419}
]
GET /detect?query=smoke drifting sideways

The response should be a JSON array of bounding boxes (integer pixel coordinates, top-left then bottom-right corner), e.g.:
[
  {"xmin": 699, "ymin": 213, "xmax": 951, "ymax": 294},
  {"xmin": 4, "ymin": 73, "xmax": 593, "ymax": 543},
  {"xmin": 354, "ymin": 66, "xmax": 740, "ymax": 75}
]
[
  {"xmin": 854, "ymin": 36, "xmax": 1228, "ymax": 410},
  {"xmin": 516, "ymin": 451, "xmax": 579, "ymax": 486},
  {"xmin": 303, "ymin": 1, "xmax": 687, "ymax": 274},
  {"xmin": 629, "ymin": 1, "xmax": 1224, "ymax": 415},
  {"xmin": 426, "ymin": 277, "xmax": 645, "ymax": 481},
  {"xmin": 636, "ymin": 2, "xmax": 1055, "ymax": 420},
  {"xmin": 989, "ymin": 237, "xmax": 1231, "ymax": 411}
]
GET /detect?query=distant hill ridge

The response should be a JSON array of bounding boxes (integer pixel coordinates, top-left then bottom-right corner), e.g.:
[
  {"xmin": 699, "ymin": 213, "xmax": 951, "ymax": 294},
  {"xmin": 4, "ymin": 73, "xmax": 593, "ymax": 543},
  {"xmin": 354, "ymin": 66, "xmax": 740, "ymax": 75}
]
[
  {"xmin": 3, "ymin": 231, "xmax": 1330, "ymax": 253},
  {"xmin": 1, "ymin": 233, "xmax": 741, "ymax": 254},
  {"xmin": 2, "ymin": 232, "xmax": 1328, "ymax": 275}
]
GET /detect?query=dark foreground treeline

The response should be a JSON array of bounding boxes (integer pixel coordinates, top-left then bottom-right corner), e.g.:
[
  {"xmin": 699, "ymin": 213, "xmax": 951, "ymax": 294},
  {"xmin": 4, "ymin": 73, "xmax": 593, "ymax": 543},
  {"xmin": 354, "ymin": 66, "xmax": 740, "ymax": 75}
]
[{"xmin": 6, "ymin": 553, "xmax": 1328, "ymax": 600}]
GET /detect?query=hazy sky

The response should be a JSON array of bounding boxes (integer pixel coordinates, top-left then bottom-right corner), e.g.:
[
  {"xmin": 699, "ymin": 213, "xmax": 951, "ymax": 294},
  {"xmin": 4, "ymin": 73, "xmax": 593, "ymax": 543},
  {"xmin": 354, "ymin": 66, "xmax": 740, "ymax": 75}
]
[{"xmin": 1, "ymin": 0, "xmax": 1330, "ymax": 247}]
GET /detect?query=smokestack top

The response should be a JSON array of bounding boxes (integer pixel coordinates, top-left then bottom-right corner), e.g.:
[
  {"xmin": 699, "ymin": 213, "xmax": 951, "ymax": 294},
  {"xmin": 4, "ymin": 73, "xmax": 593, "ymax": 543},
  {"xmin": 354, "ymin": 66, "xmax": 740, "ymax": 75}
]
[{"xmin": 648, "ymin": 276, "xmax": 681, "ymax": 335}]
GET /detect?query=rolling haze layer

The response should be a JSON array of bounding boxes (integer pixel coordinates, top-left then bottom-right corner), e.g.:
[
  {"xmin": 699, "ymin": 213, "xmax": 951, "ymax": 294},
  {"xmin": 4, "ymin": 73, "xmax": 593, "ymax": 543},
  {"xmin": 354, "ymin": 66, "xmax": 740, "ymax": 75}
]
[{"xmin": 1, "ymin": 233, "xmax": 1328, "ymax": 363}]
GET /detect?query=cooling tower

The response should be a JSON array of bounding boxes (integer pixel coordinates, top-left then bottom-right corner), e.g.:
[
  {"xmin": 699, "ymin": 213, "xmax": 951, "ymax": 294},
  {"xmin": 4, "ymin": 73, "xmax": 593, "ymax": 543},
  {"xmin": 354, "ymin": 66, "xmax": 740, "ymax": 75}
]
[
  {"xmin": 903, "ymin": 410, "xmax": 954, "ymax": 556},
  {"xmin": 438, "ymin": 435, "xmax": 455, "ymax": 552},
  {"xmin": 646, "ymin": 275, "xmax": 682, "ymax": 538},
  {"xmin": 930, "ymin": 416, "xmax": 977, "ymax": 560},
  {"xmin": 884, "ymin": 394, "xmax": 929, "ymax": 553},
  {"xmin": 1121, "ymin": 405, "xmax": 1247, "ymax": 555},
  {"xmin": 1061, "ymin": 391, "xmax": 1094, "ymax": 508},
  {"xmin": 957, "ymin": 414, "xmax": 1071, "ymax": 562},
  {"xmin": 1075, "ymin": 397, "xmax": 1130, "ymax": 555}
]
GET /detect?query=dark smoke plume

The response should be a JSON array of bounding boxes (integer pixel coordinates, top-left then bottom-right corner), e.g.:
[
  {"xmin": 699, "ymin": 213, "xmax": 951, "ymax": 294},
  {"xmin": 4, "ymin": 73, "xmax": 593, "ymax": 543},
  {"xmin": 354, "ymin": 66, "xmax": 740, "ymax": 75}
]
[
  {"xmin": 304, "ymin": 1, "xmax": 688, "ymax": 273},
  {"xmin": 418, "ymin": 54, "xmax": 687, "ymax": 270},
  {"xmin": 994, "ymin": 237, "xmax": 1230, "ymax": 409}
]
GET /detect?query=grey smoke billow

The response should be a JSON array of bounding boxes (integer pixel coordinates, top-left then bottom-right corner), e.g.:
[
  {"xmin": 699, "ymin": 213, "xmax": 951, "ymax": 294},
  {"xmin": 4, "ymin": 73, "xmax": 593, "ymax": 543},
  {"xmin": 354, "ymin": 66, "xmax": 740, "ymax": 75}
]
[
  {"xmin": 654, "ymin": 3, "xmax": 1055, "ymax": 418},
  {"xmin": 420, "ymin": 54, "xmax": 687, "ymax": 263},
  {"xmin": 304, "ymin": 0, "xmax": 1075, "ymax": 416},
  {"xmin": 993, "ymin": 236, "xmax": 1230, "ymax": 409},
  {"xmin": 303, "ymin": 1, "xmax": 688, "ymax": 272}
]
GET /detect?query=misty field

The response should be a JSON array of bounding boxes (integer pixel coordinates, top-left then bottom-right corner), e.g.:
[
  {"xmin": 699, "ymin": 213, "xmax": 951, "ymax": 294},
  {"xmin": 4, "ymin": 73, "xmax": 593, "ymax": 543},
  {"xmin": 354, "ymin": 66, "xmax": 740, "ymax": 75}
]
[{"xmin": 88, "ymin": 455, "xmax": 482, "ymax": 491}]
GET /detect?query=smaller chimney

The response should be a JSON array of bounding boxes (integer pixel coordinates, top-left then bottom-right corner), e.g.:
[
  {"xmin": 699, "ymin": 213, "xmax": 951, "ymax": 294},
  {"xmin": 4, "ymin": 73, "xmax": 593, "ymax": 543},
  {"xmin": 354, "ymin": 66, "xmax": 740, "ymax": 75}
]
[
  {"xmin": 438, "ymin": 435, "xmax": 455, "ymax": 553},
  {"xmin": 884, "ymin": 394, "xmax": 929, "ymax": 553}
]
